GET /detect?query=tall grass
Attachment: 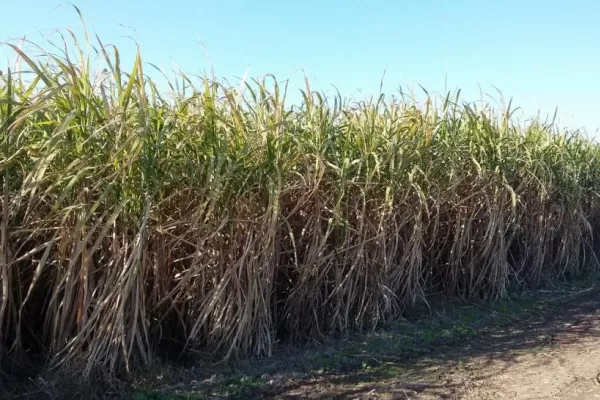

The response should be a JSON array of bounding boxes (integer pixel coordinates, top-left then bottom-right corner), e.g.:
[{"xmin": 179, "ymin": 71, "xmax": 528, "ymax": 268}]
[{"xmin": 1, "ymin": 24, "xmax": 600, "ymax": 379}]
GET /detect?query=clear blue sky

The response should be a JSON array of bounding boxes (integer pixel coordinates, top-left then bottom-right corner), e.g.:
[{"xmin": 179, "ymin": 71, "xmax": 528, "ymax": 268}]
[{"xmin": 2, "ymin": 1, "xmax": 599, "ymax": 134}]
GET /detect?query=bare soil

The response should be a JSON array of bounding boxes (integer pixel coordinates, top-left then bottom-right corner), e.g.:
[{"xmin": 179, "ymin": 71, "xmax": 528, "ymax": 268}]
[{"xmin": 274, "ymin": 287, "xmax": 600, "ymax": 400}]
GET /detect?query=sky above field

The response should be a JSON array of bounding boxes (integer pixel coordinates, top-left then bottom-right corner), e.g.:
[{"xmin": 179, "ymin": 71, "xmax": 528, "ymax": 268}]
[{"xmin": 2, "ymin": 1, "xmax": 599, "ymax": 135}]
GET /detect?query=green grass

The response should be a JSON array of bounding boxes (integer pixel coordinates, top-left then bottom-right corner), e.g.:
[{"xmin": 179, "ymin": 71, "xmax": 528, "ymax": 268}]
[
  {"xmin": 133, "ymin": 375, "xmax": 269, "ymax": 400},
  {"xmin": 2, "ymin": 12, "xmax": 600, "ymax": 382}
]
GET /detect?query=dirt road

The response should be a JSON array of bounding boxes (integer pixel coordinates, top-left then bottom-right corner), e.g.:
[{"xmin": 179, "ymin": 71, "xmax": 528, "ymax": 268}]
[
  {"xmin": 425, "ymin": 295, "xmax": 600, "ymax": 400},
  {"xmin": 271, "ymin": 287, "xmax": 600, "ymax": 400}
]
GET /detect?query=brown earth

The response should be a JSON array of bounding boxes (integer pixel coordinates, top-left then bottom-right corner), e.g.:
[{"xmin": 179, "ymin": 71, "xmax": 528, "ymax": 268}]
[{"xmin": 275, "ymin": 288, "xmax": 600, "ymax": 400}]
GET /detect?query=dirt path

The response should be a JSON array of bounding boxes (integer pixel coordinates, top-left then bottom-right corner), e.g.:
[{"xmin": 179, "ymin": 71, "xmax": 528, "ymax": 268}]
[
  {"xmin": 456, "ymin": 335, "xmax": 600, "ymax": 399},
  {"xmin": 421, "ymin": 295, "xmax": 600, "ymax": 400},
  {"xmin": 266, "ymin": 287, "xmax": 600, "ymax": 400},
  {"xmin": 277, "ymin": 329, "xmax": 600, "ymax": 400}
]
